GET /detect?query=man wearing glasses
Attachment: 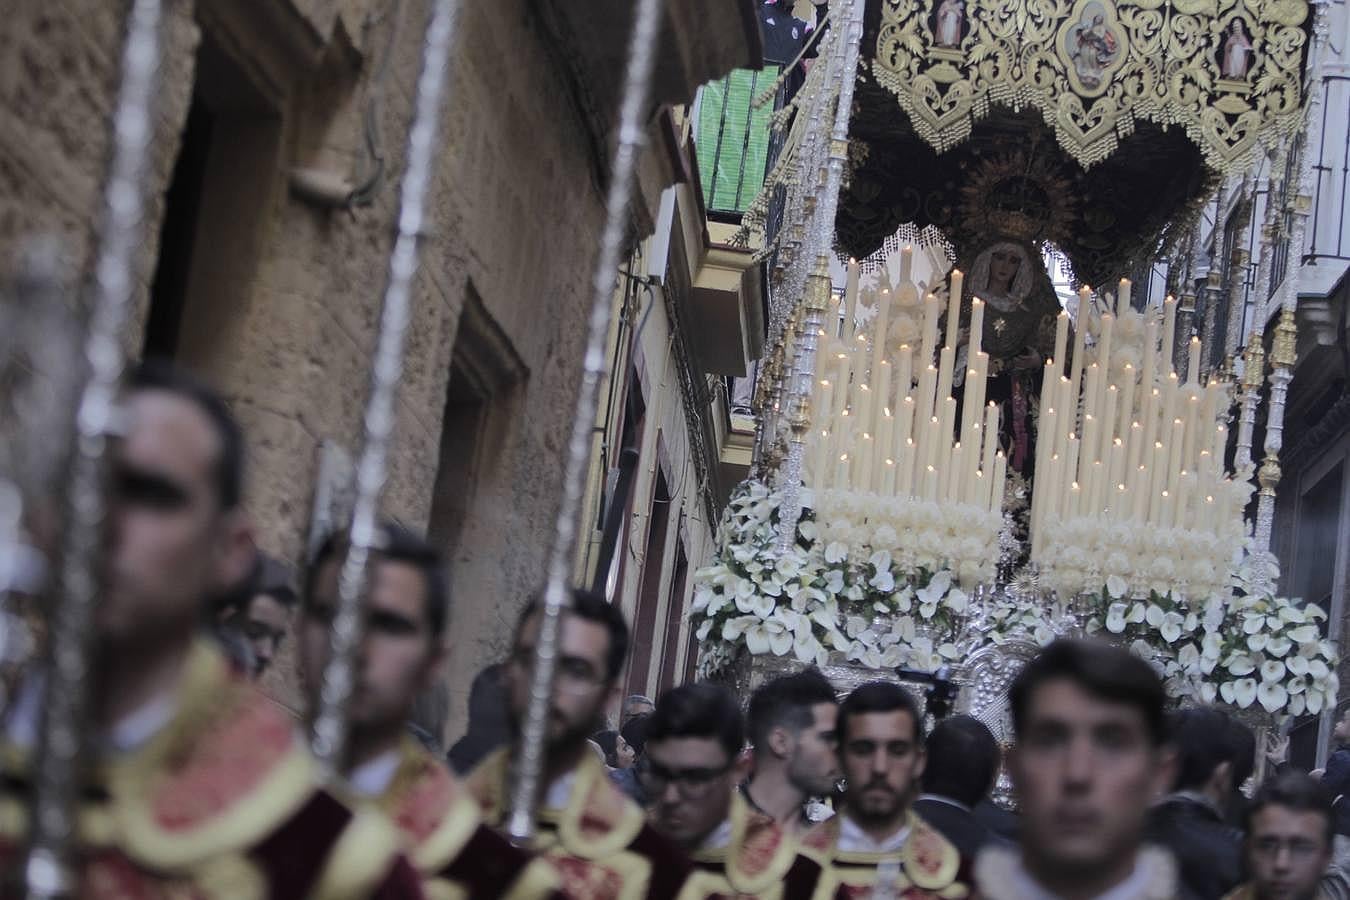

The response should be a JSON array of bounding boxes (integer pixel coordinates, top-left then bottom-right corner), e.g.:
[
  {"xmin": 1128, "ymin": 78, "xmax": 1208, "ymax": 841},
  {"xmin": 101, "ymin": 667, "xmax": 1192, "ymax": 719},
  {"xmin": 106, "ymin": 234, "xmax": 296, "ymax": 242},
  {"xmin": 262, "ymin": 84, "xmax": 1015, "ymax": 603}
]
[
  {"xmin": 802, "ymin": 681, "xmax": 971, "ymax": 898},
  {"xmin": 466, "ymin": 588, "xmax": 693, "ymax": 899},
  {"xmin": 644, "ymin": 682, "xmax": 837, "ymax": 899},
  {"xmin": 1224, "ymin": 771, "xmax": 1336, "ymax": 900}
]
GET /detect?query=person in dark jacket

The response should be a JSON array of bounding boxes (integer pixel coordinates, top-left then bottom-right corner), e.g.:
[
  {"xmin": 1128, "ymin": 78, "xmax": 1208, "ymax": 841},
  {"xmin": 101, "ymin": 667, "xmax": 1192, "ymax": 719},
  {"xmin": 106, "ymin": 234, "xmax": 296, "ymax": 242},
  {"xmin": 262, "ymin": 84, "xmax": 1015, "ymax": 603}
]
[
  {"xmin": 1322, "ymin": 707, "xmax": 1350, "ymax": 836},
  {"xmin": 1146, "ymin": 706, "xmax": 1252, "ymax": 899},
  {"xmin": 446, "ymin": 662, "xmax": 510, "ymax": 775},
  {"xmin": 913, "ymin": 715, "xmax": 1011, "ymax": 858}
]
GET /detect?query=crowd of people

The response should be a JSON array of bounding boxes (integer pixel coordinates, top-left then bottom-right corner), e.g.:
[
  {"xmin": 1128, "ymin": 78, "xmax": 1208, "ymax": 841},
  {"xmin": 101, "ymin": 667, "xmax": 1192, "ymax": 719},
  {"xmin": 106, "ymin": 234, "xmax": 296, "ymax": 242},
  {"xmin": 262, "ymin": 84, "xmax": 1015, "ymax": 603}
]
[{"xmin": 2, "ymin": 360, "xmax": 1348, "ymax": 899}]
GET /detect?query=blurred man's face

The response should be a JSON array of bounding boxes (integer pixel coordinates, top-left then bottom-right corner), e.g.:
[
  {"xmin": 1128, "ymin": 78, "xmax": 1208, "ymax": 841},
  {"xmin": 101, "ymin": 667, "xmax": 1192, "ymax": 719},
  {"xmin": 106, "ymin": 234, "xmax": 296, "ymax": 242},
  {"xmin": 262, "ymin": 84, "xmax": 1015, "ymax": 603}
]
[
  {"xmin": 1010, "ymin": 679, "xmax": 1172, "ymax": 879},
  {"xmin": 508, "ymin": 610, "xmax": 616, "ymax": 754},
  {"xmin": 1333, "ymin": 709, "xmax": 1350, "ymax": 744},
  {"xmin": 1246, "ymin": 805, "xmax": 1332, "ymax": 900},
  {"xmin": 646, "ymin": 736, "xmax": 738, "ymax": 849},
  {"xmin": 841, "ymin": 710, "xmax": 924, "ymax": 831},
  {"xmin": 300, "ymin": 557, "xmax": 440, "ymax": 737},
  {"xmin": 787, "ymin": 702, "xmax": 840, "ymax": 796},
  {"xmin": 239, "ymin": 592, "xmax": 290, "ymax": 676},
  {"xmin": 101, "ymin": 390, "xmax": 250, "ymax": 650}
]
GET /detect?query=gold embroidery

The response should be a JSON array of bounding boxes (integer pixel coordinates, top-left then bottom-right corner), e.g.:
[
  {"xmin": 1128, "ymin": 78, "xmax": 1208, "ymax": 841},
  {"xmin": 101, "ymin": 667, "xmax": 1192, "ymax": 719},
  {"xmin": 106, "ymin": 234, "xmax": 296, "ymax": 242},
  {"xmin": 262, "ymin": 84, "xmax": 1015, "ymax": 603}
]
[
  {"xmin": 311, "ymin": 803, "xmax": 404, "ymax": 900},
  {"xmin": 872, "ymin": 0, "xmax": 1310, "ymax": 173}
]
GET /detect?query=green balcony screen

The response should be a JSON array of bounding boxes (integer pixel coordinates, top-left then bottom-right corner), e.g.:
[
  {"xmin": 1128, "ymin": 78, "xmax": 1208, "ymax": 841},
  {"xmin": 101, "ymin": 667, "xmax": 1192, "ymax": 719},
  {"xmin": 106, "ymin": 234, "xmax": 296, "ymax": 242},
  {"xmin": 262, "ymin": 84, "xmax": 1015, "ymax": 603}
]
[{"xmin": 696, "ymin": 66, "xmax": 780, "ymax": 215}]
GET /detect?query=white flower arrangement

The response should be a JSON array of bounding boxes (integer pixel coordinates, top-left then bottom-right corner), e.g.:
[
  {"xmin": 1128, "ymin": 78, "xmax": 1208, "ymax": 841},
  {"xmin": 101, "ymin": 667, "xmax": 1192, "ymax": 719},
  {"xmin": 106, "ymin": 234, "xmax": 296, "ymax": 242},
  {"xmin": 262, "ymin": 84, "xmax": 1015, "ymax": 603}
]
[
  {"xmin": 1082, "ymin": 552, "xmax": 1339, "ymax": 717},
  {"xmin": 691, "ymin": 480, "xmax": 985, "ymax": 678},
  {"xmin": 1035, "ymin": 514, "xmax": 1241, "ymax": 607}
]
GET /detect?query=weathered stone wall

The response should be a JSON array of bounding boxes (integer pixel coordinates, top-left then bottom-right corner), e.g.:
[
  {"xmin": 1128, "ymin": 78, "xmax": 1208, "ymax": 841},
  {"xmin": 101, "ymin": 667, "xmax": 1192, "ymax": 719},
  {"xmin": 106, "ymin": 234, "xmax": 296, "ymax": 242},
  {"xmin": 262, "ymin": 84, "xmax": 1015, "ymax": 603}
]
[{"xmin": 0, "ymin": 0, "xmax": 622, "ymax": 740}]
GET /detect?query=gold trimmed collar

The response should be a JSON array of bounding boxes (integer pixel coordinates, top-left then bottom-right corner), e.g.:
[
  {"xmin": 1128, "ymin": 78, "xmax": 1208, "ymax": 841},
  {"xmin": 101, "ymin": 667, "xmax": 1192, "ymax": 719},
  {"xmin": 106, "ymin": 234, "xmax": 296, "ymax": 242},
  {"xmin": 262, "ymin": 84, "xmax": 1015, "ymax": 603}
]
[
  {"xmin": 467, "ymin": 746, "xmax": 645, "ymax": 860},
  {"xmin": 690, "ymin": 792, "xmax": 800, "ymax": 895}
]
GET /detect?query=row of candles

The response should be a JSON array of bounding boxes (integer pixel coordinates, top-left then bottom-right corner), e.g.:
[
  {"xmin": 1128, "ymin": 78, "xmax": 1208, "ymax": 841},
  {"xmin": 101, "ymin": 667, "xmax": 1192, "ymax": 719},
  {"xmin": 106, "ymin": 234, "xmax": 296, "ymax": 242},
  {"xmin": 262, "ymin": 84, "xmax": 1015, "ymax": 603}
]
[
  {"xmin": 1028, "ymin": 282, "xmax": 1237, "ymax": 559},
  {"xmin": 807, "ymin": 251, "xmax": 1005, "ymax": 515}
]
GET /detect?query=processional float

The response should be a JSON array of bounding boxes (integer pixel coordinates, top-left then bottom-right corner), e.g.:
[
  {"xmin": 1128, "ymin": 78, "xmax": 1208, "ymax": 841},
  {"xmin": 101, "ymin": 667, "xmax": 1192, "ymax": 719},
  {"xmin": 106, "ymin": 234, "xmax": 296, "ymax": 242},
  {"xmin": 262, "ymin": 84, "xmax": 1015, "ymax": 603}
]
[
  {"xmin": 697, "ymin": 0, "xmax": 1338, "ymax": 759},
  {"xmin": 0, "ymin": 0, "xmax": 670, "ymax": 895}
]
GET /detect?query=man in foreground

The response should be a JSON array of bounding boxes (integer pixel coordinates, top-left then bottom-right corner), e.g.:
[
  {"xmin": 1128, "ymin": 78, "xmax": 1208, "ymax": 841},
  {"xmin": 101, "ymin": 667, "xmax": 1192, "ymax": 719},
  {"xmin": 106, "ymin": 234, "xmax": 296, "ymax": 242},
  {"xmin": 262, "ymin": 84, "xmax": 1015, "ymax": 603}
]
[
  {"xmin": 644, "ymin": 682, "xmax": 836, "ymax": 898},
  {"xmin": 466, "ymin": 589, "xmax": 692, "ymax": 899},
  {"xmin": 0, "ymin": 362, "xmax": 421, "ymax": 897},
  {"xmin": 743, "ymin": 668, "xmax": 841, "ymax": 833},
  {"xmin": 974, "ymin": 638, "xmax": 1184, "ymax": 900},
  {"xmin": 300, "ymin": 522, "xmax": 558, "ymax": 898},
  {"xmin": 802, "ymin": 681, "xmax": 971, "ymax": 898},
  {"xmin": 1225, "ymin": 771, "xmax": 1335, "ymax": 900}
]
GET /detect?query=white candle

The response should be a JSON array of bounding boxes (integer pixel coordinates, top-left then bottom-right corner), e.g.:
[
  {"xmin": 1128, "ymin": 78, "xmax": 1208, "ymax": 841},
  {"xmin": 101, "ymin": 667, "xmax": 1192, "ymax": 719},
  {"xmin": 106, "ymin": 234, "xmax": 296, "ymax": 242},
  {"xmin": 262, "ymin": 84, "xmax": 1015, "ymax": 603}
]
[
  {"xmin": 920, "ymin": 293, "xmax": 940, "ymax": 364},
  {"xmin": 1117, "ymin": 363, "xmax": 1136, "ymax": 443},
  {"xmin": 1187, "ymin": 336, "xmax": 1202, "ymax": 384},
  {"xmin": 832, "ymin": 354, "xmax": 851, "ymax": 419},
  {"xmin": 874, "ymin": 407, "xmax": 895, "ymax": 490},
  {"xmin": 1098, "ymin": 313, "xmax": 1114, "ymax": 374},
  {"xmin": 844, "ymin": 259, "xmax": 860, "ymax": 339},
  {"xmin": 1117, "ymin": 278, "xmax": 1132, "ymax": 316},
  {"xmin": 1181, "ymin": 388, "xmax": 1201, "ymax": 471},
  {"xmin": 1161, "ymin": 296, "xmax": 1177, "ymax": 377},
  {"xmin": 990, "ymin": 452, "xmax": 1007, "ymax": 514},
  {"xmin": 1053, "ymin": 311, "xmax": 1070, "ymax": 369},
  {"xmin": 937, "ymin": 346, "xmax": 956, "ymax": 410},
  {"xmin": 899, "ymin": 437, "xmax": 917, "ymax": 498},
  {"xmin": 968, "ymin": 298, "xmax": 985, "ymax": 358},
  {"xmin": 948, "ymin": 443, "xmax": 964, "ymax": 504},
  {"xmin": 924, "ymin": 464, "xmax": 939, "ymax": 502},
  {"xmin": 946, "ymin": 270, "xmax": 964, "ymax": 348},
  {"xmin": 896, "ymin": 344, "xmax": 914, "ymax": 403},
  {"xmin": 871, "ymin": 290, "xmax": 893, "ymax": 385},
  {"xmin": 1166, "ymin": 418, "xmax": 1185, "ymax": 498},
  {"xmin": 835, "ymin": 453, "xmax": 851, "ymax": 491}
]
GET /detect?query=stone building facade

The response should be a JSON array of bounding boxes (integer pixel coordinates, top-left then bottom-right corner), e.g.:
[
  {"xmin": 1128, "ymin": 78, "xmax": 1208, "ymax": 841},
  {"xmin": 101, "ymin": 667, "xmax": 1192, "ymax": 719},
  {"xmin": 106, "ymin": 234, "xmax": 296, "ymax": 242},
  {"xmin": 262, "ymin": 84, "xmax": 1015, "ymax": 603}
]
[{"xmin": 1, "ymin": 0, "xmax": 759, "ymax": 740}]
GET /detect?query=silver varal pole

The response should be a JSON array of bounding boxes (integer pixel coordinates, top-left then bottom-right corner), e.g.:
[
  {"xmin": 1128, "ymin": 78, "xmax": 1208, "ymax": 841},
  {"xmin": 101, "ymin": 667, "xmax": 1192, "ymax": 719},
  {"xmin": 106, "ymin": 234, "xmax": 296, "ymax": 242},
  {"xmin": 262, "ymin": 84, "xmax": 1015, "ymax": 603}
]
[
  {"xmin": 23, "ymin": 1, "xmax": 165, "ymax": 896},
  {"xmin": 776, "ymin": 0, "xmax": 867, "ymax": 552},
  {"xmin": 309, "ymin": 0, "xmax": 461, "ymax": 774},
  {"xmin": 505, "ymin": 0, "xmax": 666, "ymax": 843}
]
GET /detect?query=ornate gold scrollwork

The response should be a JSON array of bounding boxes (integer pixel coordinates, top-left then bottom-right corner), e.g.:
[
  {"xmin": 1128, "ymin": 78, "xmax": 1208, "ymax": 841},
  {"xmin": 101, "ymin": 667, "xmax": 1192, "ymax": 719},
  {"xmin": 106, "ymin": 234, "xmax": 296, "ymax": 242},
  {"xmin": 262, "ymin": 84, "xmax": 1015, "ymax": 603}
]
[{"xmin": 871, "ymin": 0, "xmax": 1310, "ymax": 173}]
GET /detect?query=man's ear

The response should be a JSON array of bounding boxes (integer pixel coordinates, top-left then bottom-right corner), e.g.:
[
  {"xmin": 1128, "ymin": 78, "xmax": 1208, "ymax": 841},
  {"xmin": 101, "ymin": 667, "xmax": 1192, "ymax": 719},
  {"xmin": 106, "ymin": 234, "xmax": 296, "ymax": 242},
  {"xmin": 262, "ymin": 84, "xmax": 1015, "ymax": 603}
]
[
  {"xmin": 1151, "ymin": 743, "xmax": 1179, "ymax": 799},
  {"xmin": 214, "ymin": 509, "xmax": 256, "ymax": 591},
  {"xmin": 766, "ymin": 725, "xmax": 794, "ymax": 760}
]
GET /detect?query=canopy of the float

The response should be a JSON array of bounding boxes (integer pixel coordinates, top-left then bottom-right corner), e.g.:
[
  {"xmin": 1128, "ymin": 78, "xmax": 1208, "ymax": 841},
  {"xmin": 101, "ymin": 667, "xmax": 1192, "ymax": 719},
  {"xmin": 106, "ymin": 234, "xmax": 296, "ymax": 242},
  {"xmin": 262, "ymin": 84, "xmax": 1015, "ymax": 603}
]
[{"xmin": 838, "ymin": 0, "xmax": 1315, "ymax": 288}]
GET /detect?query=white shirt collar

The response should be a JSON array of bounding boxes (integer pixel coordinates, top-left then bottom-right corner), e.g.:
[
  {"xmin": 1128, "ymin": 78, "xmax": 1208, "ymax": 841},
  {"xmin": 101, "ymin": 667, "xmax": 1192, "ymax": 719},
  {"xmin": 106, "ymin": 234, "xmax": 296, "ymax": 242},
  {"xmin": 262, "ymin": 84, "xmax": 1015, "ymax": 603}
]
[
  {"xmin": 987, "ymin": 848, "xmax": 1170, "ymax": 900},
  {"xmin": 837, "ymin": 813, "xmax": 911, "ymax": 853},
  {"xmin": 917, "ymin": 793, "xmax": 973, "ymax": 812},
  {"xmin": 5, "ymin": 672, "xmax": 175, "ymax": 755},
  {"xmin": 347, "ymin": 748, "xmax": 403, "ymax": 797},
  {"xmin": 700, "ymin": 818, "xmax": 734, "ymax": 851},
  {"xmin": 545, "ymin": 770, "xmax": 577, "ymax": 811}
]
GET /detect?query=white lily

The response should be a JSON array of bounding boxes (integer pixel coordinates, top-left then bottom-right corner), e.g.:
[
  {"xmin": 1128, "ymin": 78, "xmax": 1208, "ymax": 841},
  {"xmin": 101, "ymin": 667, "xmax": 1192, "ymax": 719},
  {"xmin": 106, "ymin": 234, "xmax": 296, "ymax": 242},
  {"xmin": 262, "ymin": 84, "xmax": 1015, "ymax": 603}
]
[
  {"xmin": 1287, "ymin": 655, "xmax": 1311, "ymax": 676},
  {"xmin": 1106, "ymin": 574, "xmax": 1129, "ymax": 599},
  {"xmin": 1257, "ymin": 681, "xmax": 1289, "ymax": 713},
  {"xmin": 825, "ymin": 541, "xmax": 848, "ymax": 564},
  {"xmin": 1105, "ymin": 603, "xmax": 1128, "ymax": 634},
  {"xmin": 1260, "ymin": 660, "xmax": 1286, "ymax": 683},
  {"xmin": 1232, "ymin": 678, "xmax": 1258, "ymax": 708}
]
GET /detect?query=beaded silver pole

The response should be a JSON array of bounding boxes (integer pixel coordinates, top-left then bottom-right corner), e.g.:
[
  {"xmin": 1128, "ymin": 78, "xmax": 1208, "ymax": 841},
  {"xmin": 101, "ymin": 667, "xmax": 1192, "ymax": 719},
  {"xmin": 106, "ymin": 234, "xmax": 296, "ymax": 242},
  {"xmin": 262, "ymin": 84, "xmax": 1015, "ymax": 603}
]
[
  {"xmin": 1222, "ymin": 176, "xmax": 1254, "ymax": 369},
  {"xmin": 1254, "ymin": 4, "xmax": 1327, "ymax": 558},
  {"xmin": 22, "ymin": 2, "xmax": 165, "ymax": 896},
  {"xmin": 504, "ymin": 0, "xmax": 665, "ymax": 844},
  {"xmin": 1235, "ymin": 151, "xmax": 1283, "ymax": 473},
  {"xmin": 309, "ymin": 0, "xmax": 460, "ymax": 774},
  {"xmin": 776, "ymin": 0, "xmax": 866, "ymax": 552}
]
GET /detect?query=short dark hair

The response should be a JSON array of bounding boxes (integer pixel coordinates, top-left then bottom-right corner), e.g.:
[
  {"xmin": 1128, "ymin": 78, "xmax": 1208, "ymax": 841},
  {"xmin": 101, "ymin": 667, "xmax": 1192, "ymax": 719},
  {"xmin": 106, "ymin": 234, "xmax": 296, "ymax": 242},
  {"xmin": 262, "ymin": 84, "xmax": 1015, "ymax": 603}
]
[
  {"xmin": 1170, "ymin": 706, "xmax": 1236, "ymax": 791},
  {"xmin": 305, "ymin": 522, "xmax": 449, "ymax": 635},
  {"xmin": 127, "ymin": 359, "xmax": 245, "ymax": 510},
  {"xmin": 1226, "ymin": 716, "xmax": 1257, "ymax": 791},
  {"xmin": 922, "ymin": 715, "xmax": 1001, "ymax": 807},
  {"xmin": 621, "ymin": 712, "xmax": 652, "ymax": 757},
  {"xmin": 1246, "ymin": 771, "xmax": 1335, "ymax": 845},
  {"xmin": 1009, "ymin": 639, "xmax": 1168, "ymax": 745},
  {"xmin": 252, "ymin": 554, "xmax": 298, "ymax": 610},
  {"xmin": 747, "ymin": 668, "xmax": 838, "ymax": 749},
  {"xmin": 517, "ymin": 588, "xmax": 629, "ymax": 683},
  {"xmin": 646, "ymin": 683, "xmax": 745, "ymax": 761},
  {"xmin": 593, "ymin": 729, "xmax": 621, "ymax": 767},
  {"xmin": 838, "ymin": 681, "xmax": 925, "ymax": 745}
]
